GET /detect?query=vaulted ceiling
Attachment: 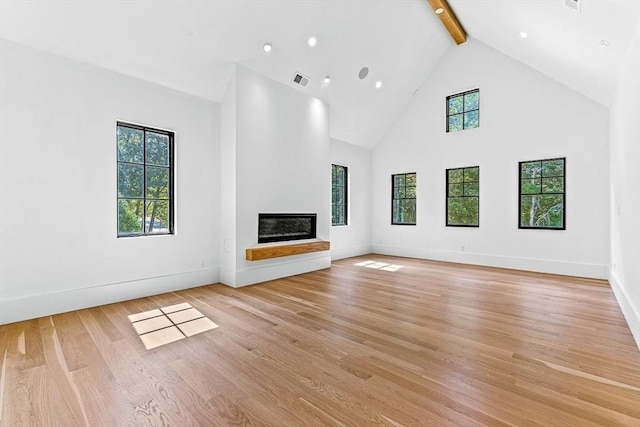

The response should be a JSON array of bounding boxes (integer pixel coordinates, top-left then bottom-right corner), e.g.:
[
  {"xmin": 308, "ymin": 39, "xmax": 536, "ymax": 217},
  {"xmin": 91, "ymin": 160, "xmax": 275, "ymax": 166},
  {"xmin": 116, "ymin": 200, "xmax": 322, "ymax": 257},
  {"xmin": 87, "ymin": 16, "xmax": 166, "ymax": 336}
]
[{"xmin": 1, "ymin": 1, "xmax": 638, "ymax": 149}]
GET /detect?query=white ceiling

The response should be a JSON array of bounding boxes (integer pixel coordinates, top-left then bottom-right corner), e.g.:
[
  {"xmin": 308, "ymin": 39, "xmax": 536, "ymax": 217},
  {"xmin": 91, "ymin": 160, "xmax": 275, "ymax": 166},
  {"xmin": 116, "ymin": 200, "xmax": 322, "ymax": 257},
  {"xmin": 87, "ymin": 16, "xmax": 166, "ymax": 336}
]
[
  {"xmin": 1, "ymin": 1, "xmax": 638, "ymax": 149},
  {"xmin": 450, "ymin": 0, "xmax": 640, "ymax": 108}
]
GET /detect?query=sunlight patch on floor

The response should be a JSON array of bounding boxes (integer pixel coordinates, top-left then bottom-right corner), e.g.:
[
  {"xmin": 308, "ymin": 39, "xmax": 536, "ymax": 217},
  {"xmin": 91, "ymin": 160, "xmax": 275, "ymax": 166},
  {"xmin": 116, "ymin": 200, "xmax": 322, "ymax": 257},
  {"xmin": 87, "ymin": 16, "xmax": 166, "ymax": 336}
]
[
  {"xmin": 354, "ymin": 260, "xmax": 403, "ymax": 272},
  {"xmin": 128, "ymin": 302, "xmax": 218, "ymax": 350}
]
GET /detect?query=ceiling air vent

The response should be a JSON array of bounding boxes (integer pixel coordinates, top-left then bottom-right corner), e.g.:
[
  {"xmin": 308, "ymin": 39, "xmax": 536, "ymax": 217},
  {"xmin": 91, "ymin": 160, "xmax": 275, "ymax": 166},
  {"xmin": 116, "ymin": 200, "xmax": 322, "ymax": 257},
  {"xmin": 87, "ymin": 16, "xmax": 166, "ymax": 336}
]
[
  {"xmin": 564, "ymin": 0, "xmax": 581, "ymax": 12},
  {"xmin": 292, "ymin": 73, "xmax": 310, "ymax": 87}
]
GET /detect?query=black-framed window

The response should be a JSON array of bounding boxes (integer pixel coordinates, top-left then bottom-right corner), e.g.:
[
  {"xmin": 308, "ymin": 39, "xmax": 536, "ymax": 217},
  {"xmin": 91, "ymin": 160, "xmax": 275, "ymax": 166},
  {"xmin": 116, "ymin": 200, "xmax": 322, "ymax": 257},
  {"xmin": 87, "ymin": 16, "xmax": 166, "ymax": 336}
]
[
  {"xmin": 519, "ymin": 157, "xmax": 565, "ymax": 230},
  {"xmin": 332, "ymin": 164, "xmax": 348, "ymax": 226},
  {"xmin": 392, "ymin": 173, "xmax": 416, "ymax": 225},
  {"xmin": 446, "ymin": 88, "xmax": 479, "ymax": 132},
  {"xmin": 117, "ymin": 122, "xmax": 174, "ymax": 237},
  {"xmin": 446, "ymin": 166, "xmax": 479, "ymax": 227}
]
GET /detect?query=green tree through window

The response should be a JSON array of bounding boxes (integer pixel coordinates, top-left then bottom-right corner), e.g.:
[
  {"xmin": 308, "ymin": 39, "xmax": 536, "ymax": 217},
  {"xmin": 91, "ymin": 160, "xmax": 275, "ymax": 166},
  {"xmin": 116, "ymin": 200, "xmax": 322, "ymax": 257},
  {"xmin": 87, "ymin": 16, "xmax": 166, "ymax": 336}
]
[
  {"xmin": 446, "ymin": 89, "xmax": 479, "ymax": 132},
  {"xmin": 392, "ymin": 173, "xmax": 416, "ymax": 225},
  {"xmin": 117, "ymin": 122, "xmax": 174, "ymax": 236},
  {"xmin": 519, "ymin": 157, "xmax": 565, "ymax": 229},
  {"xmin": 446, "ymin": 166, "xmax": 479, "ymax": 226},
  {"xmin": 332, "ymin": 164, "xmax": 348, "ymax": 226}
]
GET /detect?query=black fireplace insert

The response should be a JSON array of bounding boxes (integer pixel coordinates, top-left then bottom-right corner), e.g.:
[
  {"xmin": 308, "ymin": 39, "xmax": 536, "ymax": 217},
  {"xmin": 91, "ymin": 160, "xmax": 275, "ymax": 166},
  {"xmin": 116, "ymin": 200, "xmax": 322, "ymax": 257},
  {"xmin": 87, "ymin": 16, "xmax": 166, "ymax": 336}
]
[{"xmin": 258, "ymin": 213, "xmax": 317, "ymax": 243}]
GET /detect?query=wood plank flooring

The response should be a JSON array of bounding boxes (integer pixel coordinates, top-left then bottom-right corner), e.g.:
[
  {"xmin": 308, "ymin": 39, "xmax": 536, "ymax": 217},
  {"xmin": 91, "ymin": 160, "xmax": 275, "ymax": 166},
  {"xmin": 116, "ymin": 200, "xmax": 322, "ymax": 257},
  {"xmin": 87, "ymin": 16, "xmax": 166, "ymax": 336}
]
[{"xmin": 0, "ymin": 255, "xmax": 639, "ymax": 426}]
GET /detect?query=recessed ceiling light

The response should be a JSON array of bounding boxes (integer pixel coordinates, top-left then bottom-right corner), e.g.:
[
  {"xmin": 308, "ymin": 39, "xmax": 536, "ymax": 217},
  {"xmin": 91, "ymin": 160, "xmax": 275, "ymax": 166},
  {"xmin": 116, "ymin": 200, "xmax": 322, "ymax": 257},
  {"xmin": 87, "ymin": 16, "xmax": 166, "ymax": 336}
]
[
  {"xmin": 519, "ymin": 32, "xmax": 528, "ymax": 39},
  {"xmin": 375, "ymin": 81, "xmax": 382, "ymax": 89},
  {"xmin": 263, "ymin": 42, "xmax": 272, "ymax": 53},
  {"xmin": 600, "ymin": 39, "xmax": 611, "ymax": 47},
  {"xmin": 308, "ymin": 36, "xmax": 317, "ymax": 47},
  {"xmin": 323, "ymin": 76, "xmax": 331, "ymax": 85},
  {"xmin": 435, "ymin": 7, "xmax": 444, "ymax": 15}
]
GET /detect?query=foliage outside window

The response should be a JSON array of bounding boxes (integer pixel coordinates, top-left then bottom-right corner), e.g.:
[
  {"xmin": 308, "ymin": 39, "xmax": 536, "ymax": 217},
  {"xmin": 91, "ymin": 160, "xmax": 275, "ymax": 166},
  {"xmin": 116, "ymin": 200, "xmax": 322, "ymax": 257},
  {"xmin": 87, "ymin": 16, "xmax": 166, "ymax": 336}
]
[
  {"xmin": 117, "ymin": 122, "xmax": 174, "ymax": 237},
  {"xmin": 447, "ymin": 89, "xmax": 479, "ymax": 132},
  {"xmin": 446, "ymin": 166, "xmax": 479, "ymax": 227},
  {"xmin": 519, "ymin": 157, "xmax": 565, "ymax": 230},
  {"xmin": 392, "ymin": 173, "xmax": 416, "ymax": 225},
  {"xmin": 332, "ymin": 164, "xmax": 348, "ymax": 226}
]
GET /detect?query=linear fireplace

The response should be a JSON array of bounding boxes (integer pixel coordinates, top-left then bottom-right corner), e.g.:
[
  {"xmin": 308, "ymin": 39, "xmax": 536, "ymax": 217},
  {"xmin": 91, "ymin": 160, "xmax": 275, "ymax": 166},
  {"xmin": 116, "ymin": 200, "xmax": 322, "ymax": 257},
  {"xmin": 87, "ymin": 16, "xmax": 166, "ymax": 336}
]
[{"xmin": 258, "ymin": 213, "xmax": 317, "ymax": 244}]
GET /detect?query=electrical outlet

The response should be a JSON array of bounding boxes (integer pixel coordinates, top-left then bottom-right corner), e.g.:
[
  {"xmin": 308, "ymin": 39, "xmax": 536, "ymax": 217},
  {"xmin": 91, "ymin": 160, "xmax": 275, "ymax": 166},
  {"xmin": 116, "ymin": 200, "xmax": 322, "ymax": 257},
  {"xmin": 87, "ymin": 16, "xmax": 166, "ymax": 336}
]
[
  {"xmin": 200, "ymin": 260, "xmax": 206, "ymax": 268},
  {"xmin": 461, "ymin": 245, "xmax": 465, "ymax": 252}
]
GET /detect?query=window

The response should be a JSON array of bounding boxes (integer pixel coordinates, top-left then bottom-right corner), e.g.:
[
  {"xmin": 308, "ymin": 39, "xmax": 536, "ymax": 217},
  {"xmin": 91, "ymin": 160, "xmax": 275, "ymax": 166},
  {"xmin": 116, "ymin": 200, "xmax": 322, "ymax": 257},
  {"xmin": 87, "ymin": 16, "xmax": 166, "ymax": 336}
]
[
  {"xmin": 331, "ymin": 164, "xmax": 348, "ymax": 226},
  {"xmin": 392, "ymin": 173, "xmax": 416, "ymax": 225},
  {"xmin": 446, "ymin": 88, "xmax": 479, "ymax": 132},
  {"xmin": 519, "ymin": 157, "xmax": 565, "ymax": 230},
  {"xmin": 117, "ymin": 122, "xmax": 174, "ymax": 237},
  {"xmin": 446, "ymin": 166, "xmax": 479, "ymax": 227}
]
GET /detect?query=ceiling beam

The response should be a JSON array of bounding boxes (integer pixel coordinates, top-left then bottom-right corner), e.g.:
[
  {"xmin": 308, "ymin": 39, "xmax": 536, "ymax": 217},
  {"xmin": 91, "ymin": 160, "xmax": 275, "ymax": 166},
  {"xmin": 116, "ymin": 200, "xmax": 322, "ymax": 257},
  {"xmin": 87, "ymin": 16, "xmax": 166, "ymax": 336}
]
[{"xmin": 427, "ymin": 0, "xmax": 467, "ymax": 45}]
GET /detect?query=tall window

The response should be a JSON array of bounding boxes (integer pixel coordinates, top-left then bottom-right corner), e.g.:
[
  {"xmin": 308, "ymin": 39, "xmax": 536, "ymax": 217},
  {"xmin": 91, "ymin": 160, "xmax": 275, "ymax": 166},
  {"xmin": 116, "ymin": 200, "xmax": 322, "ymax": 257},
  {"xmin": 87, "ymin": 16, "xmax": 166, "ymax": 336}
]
[
  {"xmin": 446, "ymin": 88, "xmax": 479, "ymax": 132},
  {"xmin": 392, "ymin": 173, "xmax": 416, "ymax": 225},
  {"xmin": 519, "ymin": 157, "xmax": 565, "ymax": 230},
  {"xmin": 332, "ymin": 164, "xmax": 348, "ymax": 226},
  {"xmin": 446, "ymin": 166, "xmax": 479, "ymax": 227},
  {"xmin": 117, "ymin": 122, "xmax": 174, "ymax": 237}
]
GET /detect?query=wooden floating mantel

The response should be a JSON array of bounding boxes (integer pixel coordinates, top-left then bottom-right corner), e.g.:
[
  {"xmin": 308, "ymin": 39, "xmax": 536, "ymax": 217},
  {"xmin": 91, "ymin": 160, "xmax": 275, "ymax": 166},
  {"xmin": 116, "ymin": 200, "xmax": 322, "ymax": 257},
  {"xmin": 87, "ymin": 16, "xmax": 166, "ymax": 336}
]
[{"xmin": 246, "ymin": 240, "xmax": 330, "ymax": 261}]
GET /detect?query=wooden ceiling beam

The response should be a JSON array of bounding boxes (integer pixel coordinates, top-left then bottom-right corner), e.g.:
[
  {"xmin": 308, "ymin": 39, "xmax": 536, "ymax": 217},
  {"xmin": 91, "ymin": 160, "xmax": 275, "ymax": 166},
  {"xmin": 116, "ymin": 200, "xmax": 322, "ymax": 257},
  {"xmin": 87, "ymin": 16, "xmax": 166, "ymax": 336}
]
[{"xmin": 427, "ymin": 0, "xmax": 467, "ymax": 45}]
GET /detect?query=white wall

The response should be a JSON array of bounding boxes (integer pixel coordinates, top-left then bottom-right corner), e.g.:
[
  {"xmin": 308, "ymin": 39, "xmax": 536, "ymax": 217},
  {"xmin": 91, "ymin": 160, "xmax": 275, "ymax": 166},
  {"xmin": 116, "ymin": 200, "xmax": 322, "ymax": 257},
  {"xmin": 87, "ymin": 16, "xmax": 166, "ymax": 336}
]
[
  {"xmin": 0, "ymin": 39, "xmax": 220, "ymax": 324},
  {"xmin": 330, "ymin": 137, "xmax": 372, "ymax": 259},
  {"xmin": 371, "ymin": 38, "xmax": 610, "ymax": 279},
  {"xmin": 219, "ymin": 65, "xmax": 237, "ymax": 285},
  {"xmin": 609, "ymin": 17, "xmax": 640, "ymax": 349},
  {"xmin": 219, "ymin": 65, "xmax": 331, "ymax": 287}
]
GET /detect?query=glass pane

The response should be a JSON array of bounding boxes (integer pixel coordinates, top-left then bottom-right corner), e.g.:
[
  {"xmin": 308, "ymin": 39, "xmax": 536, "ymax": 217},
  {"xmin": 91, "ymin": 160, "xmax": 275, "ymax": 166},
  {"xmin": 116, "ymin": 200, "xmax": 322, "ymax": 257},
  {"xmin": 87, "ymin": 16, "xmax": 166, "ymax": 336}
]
[
  {"xmin": 406, "ymin": 173, "xmax": 416, "ymax": 186},
  {"xmin": 405, "ymin": 185, "xmax": 416, "ymax": 198},
  {"xmin": 402, "ymin": 199, "xmax": 416, "ymax": 224},
  {"xmin": 520, "ymin": 195, "xmax": 537, "ymax": 227},
  {"xmin": 538, "ymin": 194, "xmax": 564, "ymax": 228},
  {"xmin": 146, "ymin": 166, "xmax": 169, "ymax": 199},
  {"xmin": 145, "ymin": 200, "xmax": 170, "ymax": 233},
  {"xmin": 464, "ymin": 167, "xmax": 479, "ymax": 182},
  {"xmin": 448, "ymin": 96, "xmax": 463, "ymax": 114},
  {"xmin": 521, "ymin": 178, "xmax": 541, "ymax": 195},
  {"xmin": 118, "ymin": 199, "xmax": 143, "ymax": 235},
  {"xmin": 146, "ymin": 132, "xmax": 170, "ymax": 166},
  {"xmin": 448, "ymin": 197, "xmax": 478, "ymax": 226},
  {"xmin": 394, "ymin": 174, "xmax": 405, "ymax": 186},
  {"xmin": 463, "ymin": 111, "xmax": 479, "ymax": 129},
  {"xmin": 118, "ymin": 163, "xmax": 143, "ymax": 198},
  {"xmin": 464, "ymin": 182, "xmax": 479, "ymax": 196},
  {"xmin": 396, "ymin": 186, "xmax": 406, "ymax": 198},
  {"xmin": 543, "ymin": 159, "xmax": 564, "ymax": 177},
  {"xmin": 521, "ymin": 161, "xmax": 541, "ymax": 179},
  {"xmin": 520, "ymin": 194, "xmax": 563, "ymax": 228},
  {"xmin": 392, "ymin": 200, "xmax": 401, "ymax": 223},
  {"xmin": 117, "ymin": 126, "xmax": 144, "ymax": 163},
  {"xmin": 448, "ymin": 169, "xmax": 463, "ymax": 184},
  {"xmin": 464, "ymin": 91, "xmax": 479, "ymax": 111},
  {"xmin": 335, "ymin": 206, "xmax": 345, "ymax": 225},
  {"xmin": 449, "ymin": 183, "xmax": 463, "ymax": 197},
  {"xmin": 448, "ymin": 115, "xmax": 463, "ymax": 132},
  {"xmin": 542, "ymin": 177, "xmax": 564, "ymax": 193}
]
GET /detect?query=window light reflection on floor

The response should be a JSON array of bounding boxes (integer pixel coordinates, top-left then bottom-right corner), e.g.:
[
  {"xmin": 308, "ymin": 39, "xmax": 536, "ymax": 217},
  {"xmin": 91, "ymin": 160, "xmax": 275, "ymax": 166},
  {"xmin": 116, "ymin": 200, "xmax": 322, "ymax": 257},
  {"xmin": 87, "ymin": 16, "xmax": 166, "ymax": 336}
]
[
  {"xmin": 128, "ymin": 302, "xmax": 218, "ymax": 350},
  {"xmin": 354, "ymin": 260, "xmax": 403, "ymax": 272}
]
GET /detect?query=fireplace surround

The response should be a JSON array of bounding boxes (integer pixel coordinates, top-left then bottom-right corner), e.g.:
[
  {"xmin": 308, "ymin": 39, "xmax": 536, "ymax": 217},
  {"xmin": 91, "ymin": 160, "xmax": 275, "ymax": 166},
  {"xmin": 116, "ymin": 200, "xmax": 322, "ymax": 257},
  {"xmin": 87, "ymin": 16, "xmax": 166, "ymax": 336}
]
[{"xmin": 258, "ymin": 213, "xmax": 317, "ymax": 244}]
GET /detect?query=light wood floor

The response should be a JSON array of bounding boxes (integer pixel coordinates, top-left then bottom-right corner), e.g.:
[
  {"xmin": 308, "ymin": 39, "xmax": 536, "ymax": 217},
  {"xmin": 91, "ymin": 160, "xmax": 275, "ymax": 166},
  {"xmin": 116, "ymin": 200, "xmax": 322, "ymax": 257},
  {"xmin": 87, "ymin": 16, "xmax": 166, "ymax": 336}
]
[{"xmin": 1, "ymin": 255, "xmax": 639, "ymax": 426}]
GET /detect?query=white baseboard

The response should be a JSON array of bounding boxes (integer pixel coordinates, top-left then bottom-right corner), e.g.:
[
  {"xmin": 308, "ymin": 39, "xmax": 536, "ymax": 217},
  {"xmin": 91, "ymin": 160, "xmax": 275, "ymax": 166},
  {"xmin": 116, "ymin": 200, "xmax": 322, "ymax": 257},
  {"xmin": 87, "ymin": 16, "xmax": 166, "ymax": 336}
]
[
  {"xmin": 331, "ymin": 244, "xmax": 372, "ymax": 261},
  {"xmin": 609, "ymin": 269, "xmax": 640, "ymax": 351},
  {"xmin": 0, "ymin": 267, "xmax": 219, "ymax": 325},
  {"xmin": 371, "ymin": 244, "xmax": 608, "ymax": 279},
  {"xmin": 223, "ymin": 254, "xmax": 331, "ymax": 288}
]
